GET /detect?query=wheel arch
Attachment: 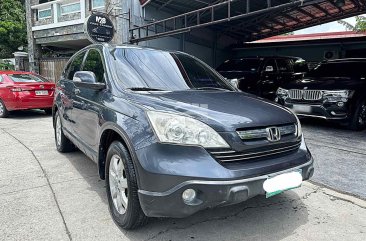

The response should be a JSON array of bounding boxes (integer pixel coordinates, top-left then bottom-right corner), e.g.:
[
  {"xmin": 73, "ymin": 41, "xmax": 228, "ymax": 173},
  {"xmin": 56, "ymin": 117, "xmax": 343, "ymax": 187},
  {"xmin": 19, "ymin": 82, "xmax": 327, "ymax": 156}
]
[{"xmin": 98, "ymin": 124, "xmax": 140, "ymax": 182}]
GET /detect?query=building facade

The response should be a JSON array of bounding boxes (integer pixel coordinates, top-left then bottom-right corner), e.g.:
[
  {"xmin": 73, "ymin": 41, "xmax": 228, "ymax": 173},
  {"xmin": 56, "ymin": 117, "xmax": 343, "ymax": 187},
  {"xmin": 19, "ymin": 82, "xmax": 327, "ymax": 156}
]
[
  {"xmin": 26, "ymin": 0, "xmax": 134, "ymax": 73},
  {"xmin": 25, "ymin": 0, "xmax": 233, "ymax": 79}
]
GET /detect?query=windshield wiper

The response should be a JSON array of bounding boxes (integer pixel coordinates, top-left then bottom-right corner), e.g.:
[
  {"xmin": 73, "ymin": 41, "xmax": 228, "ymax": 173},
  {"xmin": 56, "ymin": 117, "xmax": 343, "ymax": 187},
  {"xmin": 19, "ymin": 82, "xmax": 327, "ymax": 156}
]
[
  {"xmin": 193, "ymin": 87, "xmax": 230, "ymax": 91},
  {"xmin": 127, "ymin": 87, "xmax": 165, "ymax": 91}
]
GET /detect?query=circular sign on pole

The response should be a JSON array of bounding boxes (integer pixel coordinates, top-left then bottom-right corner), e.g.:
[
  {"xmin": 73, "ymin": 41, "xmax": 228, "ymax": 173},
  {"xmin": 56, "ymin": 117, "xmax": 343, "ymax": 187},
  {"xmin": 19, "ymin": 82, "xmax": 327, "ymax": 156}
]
[{"xmin": 84, "ymin": 13, "xmax": 115, "ymax": 43}]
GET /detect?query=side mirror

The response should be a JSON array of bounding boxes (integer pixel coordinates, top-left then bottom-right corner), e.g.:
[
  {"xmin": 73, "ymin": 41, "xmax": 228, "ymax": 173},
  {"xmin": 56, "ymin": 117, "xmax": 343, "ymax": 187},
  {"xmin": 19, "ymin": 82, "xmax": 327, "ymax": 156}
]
[
  {"xmin": 229, "ymin": 78, "xmax": 239, "ymax": 88},
  {"xmin": 73, "ymin": 71, "xmax": 106, "ymax": 90},
  {"xmin": 265, "ymin": 66, "xmax": 274, "ymax": 72},
  {"xmin": 73, "ymin": 71, "xmax": 97, "ymax": 84}
]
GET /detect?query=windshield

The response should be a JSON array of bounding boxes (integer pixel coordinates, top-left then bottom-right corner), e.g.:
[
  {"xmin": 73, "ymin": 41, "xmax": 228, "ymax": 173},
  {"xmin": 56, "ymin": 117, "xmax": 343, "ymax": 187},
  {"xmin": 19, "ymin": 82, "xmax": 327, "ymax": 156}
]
[
  {"xmin": 217, "ymin": 59, "xmax": 261, "ymax": 72},
  {"xmin": 8, "ymin": 74, "xmax": 50, "ymax": 83},
  {"xmin": 110, "ymin": 48, "xmax": 233, "ymax": 91},
  {"xmin": 307, "ymin": 62, "xmax": 365, "ymax": 78}
]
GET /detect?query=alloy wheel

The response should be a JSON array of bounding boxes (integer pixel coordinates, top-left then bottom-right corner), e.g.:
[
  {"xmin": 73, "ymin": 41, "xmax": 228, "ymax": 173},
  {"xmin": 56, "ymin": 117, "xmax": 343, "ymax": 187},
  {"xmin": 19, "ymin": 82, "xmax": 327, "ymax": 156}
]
[
  {"xmin": 109, "ymin": 154, "xmax": 128, "ymax": 215},
  {"xmin": 55, "ymin": 115, "xmax": 62, "ymax": 147}
]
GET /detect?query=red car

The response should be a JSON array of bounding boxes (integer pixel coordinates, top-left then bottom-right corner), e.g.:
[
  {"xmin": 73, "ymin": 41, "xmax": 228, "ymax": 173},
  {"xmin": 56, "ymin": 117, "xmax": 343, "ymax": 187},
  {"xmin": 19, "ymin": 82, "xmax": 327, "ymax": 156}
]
[{"xmin": 0, "ymin": 71, "xmax": 55, "ymax": 118}]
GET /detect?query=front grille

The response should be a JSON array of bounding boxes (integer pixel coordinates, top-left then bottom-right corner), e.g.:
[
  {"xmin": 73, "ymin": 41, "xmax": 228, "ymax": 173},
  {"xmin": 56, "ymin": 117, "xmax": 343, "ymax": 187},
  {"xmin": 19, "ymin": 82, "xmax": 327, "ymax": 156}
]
[
  {"xmin": 236, "ymin": 124, "xmax": 296, "ymax": 141},
  {"xmin": 210, "ymin": 142, "xmax": 301, "ymax": 162},
  {"xmin": 289, "ymin": 89, "xmax": 322, "ymax": 101}
]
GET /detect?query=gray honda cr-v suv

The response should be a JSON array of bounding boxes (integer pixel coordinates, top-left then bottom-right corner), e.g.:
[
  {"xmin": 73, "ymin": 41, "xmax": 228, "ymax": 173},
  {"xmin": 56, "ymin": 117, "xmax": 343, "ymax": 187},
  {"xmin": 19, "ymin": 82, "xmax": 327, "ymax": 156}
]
[{"xmin": 53, "ymin": 44, "xmax": 314, "ymax": 229}]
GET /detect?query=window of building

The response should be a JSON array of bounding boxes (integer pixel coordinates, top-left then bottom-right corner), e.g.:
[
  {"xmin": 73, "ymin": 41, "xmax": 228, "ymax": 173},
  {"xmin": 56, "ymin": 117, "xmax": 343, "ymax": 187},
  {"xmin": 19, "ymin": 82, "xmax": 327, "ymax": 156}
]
[
  {"xmin": 39, "ymin": 0, "xmax": 56, "ymax": 3},
  {"xmin": 61, "ymin": 2, "xmax": 81, "ymax": 15},
  {"xmin": 68, "ymin": 52, "xmax": 86, "ymax": 80},
  {"xmin": 83, "ymin": 49, "xmax": 105, "ymax": 83},
  {"xmin": 38, "ymin": 8, "xmax": 52, "ymax": 19},
  {"xmin": 91, "ymin": 0, "xmax": 105, "ymax": 9}
]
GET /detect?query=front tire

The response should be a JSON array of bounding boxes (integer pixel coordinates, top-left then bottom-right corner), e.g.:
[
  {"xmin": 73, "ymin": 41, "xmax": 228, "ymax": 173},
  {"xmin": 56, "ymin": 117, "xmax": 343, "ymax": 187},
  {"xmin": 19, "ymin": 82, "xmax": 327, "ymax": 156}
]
[
  {"xmin": 105, "ymin": 141, "xmax": 148, "ymax": 229},
  {"xmin": 348, "ymin": 99, "xmax": 366, "ymax": 131},
  {"xmin": 0, "ymin": 99, "xmax": 9, "ymax": 118},
  {"xmin": 54, "ymin": 111, "xmax": 75, "ymax": 152}
]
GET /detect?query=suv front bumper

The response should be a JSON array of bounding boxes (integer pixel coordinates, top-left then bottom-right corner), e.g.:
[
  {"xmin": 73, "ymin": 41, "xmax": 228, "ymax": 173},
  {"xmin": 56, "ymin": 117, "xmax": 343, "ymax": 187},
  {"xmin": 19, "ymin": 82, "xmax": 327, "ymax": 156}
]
[
  {"xmin": 281, "ymin": 101, "xmax": 349, "ymax": 121},
  {"xmin": 138, "ymin": 159, "xmax": 313, "ymax": 218},
  {"xmin": 134, "ymin": 139, "xmax": 313, "ymax": 218}
]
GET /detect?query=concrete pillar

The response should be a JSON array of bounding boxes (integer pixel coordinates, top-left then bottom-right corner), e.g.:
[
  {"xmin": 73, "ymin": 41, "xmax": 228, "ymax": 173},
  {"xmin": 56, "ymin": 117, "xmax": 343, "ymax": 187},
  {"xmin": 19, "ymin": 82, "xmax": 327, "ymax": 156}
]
[
  {"xmin": 25, "ymin": 0, "xmax": 41, "ymax": 73},
  {"xmin": 120, "ymin": 0, "xmax": 132, "ymax": 43}
]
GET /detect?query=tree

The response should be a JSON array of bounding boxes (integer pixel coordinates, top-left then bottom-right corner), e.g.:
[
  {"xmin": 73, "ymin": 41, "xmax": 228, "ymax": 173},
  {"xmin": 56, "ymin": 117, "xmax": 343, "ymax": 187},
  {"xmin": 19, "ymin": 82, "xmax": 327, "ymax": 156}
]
[
  {"xmin": 338, "ymin": 16, "xmax": 366, "ymax": 32},
  {"xmin": 0, "ymin": 0, "xmax": 27, "ymax": 58}
]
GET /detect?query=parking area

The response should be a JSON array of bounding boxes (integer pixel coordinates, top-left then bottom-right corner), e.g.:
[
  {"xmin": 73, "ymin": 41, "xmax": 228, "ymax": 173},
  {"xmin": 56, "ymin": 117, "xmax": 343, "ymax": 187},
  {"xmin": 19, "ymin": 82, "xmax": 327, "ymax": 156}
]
[{"xmin": 0, "ymin": 111, "xmax": 365, "ymax": 241}]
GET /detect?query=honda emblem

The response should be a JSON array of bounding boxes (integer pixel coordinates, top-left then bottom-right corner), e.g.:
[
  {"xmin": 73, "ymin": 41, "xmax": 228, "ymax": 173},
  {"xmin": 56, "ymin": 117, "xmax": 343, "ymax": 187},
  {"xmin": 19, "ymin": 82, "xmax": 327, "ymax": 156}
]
[{"xmin": 266, "ymin": 127, "xmax": 281, "ymax": 142}]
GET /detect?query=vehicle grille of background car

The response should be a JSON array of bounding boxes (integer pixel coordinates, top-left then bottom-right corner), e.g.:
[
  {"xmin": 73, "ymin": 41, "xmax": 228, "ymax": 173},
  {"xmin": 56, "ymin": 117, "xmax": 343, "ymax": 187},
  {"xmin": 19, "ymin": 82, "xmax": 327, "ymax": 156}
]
[{"xmin": 288, "ymin": 89, "xmax": 322, "ymax": 101}]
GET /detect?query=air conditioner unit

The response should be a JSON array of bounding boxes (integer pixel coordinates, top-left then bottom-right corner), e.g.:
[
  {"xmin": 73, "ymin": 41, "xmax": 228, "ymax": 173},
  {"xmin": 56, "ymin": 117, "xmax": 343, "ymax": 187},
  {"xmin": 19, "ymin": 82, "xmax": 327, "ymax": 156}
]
[{"xmin": 323, "ymin": 50, "xmax": 339, "ymax": 60}]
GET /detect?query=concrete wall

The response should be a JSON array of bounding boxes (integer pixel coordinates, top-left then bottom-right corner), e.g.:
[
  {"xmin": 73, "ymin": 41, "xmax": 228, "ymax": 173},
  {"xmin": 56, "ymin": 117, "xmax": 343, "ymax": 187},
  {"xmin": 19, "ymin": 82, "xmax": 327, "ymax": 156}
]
[{"xmin": 140, "ymin": 5, "xmax": 234, "ymax": 67}]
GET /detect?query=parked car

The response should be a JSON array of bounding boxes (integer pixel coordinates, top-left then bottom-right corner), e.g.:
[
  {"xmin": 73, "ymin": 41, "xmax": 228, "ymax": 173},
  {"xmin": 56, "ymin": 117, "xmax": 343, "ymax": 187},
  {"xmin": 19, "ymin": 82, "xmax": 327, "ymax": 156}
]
[
  {"xmin": 53, "ymin": 44, "xmax": 314, "ymax": 229},
  {"xmin": 217, "ymin": 56, "xmax": 308, "ymax": 100},
  {"xmin": 0, "ymin": 71, "xmax": 55, "ymax": 117},
  {"xmin": 276, "ymin": 58, "xmax": 366, "ymax": 130}
]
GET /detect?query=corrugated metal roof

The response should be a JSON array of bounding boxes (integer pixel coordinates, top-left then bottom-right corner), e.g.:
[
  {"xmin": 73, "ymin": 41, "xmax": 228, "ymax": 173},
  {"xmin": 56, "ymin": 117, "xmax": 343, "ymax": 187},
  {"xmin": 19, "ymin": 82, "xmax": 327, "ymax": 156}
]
[
  {"xmin": 252, "ymin": 31, "xmax": 366, "ymax": 43},
  {"xmin": 132, "ymin": 0, "xmax": 366, "ymax": 43}
]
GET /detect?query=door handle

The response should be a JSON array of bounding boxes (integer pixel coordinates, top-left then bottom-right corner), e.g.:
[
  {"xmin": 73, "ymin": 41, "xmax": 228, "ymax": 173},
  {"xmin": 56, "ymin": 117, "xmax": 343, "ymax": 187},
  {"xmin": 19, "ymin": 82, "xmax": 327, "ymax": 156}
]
[{"xmin": 74, "ymin": 88, "xmax": 81, "ymax": 94}]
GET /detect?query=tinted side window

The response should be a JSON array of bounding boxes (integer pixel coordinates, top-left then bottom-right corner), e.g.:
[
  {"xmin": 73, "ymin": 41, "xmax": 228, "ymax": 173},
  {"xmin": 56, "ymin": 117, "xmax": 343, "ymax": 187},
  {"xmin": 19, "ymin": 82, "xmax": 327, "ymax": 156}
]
[
  {"xmin": 0, "ymin": 75, "xmax": 3, "ymax": 82},
  {"xmin": 264, "ymin": 59, "xmax": 277, "ymax": 72},
  {"xmin": 83, "ymin": 49, "xmax": 105, "ymax": 83},
  {"xmin": 68, "ymin": 52, "xmax": 86, "ymax": 80},
  {"xmin": 277, "ymin": 59, "xmax": 293, "ymax": 73}
]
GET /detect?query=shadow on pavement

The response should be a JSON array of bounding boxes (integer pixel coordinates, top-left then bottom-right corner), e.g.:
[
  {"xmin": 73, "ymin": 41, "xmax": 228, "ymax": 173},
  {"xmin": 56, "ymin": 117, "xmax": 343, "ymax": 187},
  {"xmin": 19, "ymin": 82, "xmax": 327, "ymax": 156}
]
[
  {"xmin": 64, "ymin": 150, "xmax": 308, "ymax": 240},
  {"xmin": 5, "ymin": 109, "xmax": 51, "ymax": 120},
  {"xmin": 125, "ymin": 191, "xmax": 308, "ymax": 241}
]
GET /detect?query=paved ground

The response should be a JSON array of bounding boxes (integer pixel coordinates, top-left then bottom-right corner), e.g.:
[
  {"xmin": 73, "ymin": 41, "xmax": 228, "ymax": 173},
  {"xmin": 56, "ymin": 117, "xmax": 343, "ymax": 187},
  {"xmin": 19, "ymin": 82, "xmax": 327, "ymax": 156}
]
[
  {"xmin": 0, "ymin": 111, "xmax": 365, "ymax": 241},
  {"xmin": 301, "ymin": 118, "xmax": 366, "ymax": 199}
]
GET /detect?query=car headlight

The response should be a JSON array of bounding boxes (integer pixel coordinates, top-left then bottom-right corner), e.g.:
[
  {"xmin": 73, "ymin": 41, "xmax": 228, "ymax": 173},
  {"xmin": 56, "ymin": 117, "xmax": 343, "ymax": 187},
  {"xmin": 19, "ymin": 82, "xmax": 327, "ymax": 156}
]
[
  {"xmin": 276, "ymin": 87, "xmax": 289, "ymax": 97},
  {"xmin": 146, "ymin": 111, "xmax": 230, "ymax": 148},
  {"xmin": 322, "ymin": 90, "xmax": 353, "ymax": 102}
]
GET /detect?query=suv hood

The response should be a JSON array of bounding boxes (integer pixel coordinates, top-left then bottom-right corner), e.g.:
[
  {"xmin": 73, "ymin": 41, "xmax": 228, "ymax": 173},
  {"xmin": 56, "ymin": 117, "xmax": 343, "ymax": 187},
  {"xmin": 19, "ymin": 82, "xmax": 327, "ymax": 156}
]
[
  {"xmin": 129, "ymin": 90, "xmax": 296, "ymax": 132},
  {"xmin": 283, "ymin": 77, "xmax": 364, "ymax": 90}
]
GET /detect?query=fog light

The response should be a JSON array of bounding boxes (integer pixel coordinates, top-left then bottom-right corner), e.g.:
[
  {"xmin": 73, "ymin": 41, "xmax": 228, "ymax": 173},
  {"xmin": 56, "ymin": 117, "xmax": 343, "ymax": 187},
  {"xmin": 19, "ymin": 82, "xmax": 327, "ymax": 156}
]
[
  {"xmin": 182, "ymin": 189, "xmax": 196, "ymax": 203},
  {"xmin": 337, "ymin": 102, "xmax": 344, "ymax": 107},
  {"xmin": 275, "ymin": 97, "xmax": 279, "ymax": 102},
  {"xmin": 331, "ymin": 111, "xmax": 336, "ymax": 115}
]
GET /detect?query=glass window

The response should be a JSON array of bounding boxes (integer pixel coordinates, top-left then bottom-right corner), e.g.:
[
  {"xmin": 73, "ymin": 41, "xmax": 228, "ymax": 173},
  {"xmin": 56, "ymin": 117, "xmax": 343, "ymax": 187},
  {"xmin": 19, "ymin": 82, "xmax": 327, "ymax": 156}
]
[
  {"xmin": 83, "ymin": 49, "xmax": 105, "ymax": 83},
  {"xmin": 307, "ymin": 62, "xmax": 366, "ymax": 78},
  {"xmin": 264, "ymin": 59, "xmax": 277, "ymax": 72},
  {"xmin": 61, "ymin": 3, "xmax": 81, "ymax": 15},
  {"xmin": 38, "ymin": 9, "xmax": 52, "ymax": 19},
  {"xmin": 92, "ymin": 0, "xmax": 105, "ymax": 9},
  {"xmin": 39, "ymin": 0, "xmax": 56, "ymax": 3},
  {"xmin": 110, "ymin": 48, "xmax": 233, "ymax": 91},
  {"xmin": 68, "ymin": 52, "xmax": 86, "ymax": 80},
  {"xmin": 0, "ymin": 75, "xmax": 3, "ymax": 82},
  {"xmin": 217, "ymin": 59, "xmax": 261, "ymax": 72},
  {"xmin": 8, "ymin": 74, "xmax": 49, "ymax": 83},
  {"xmin": 276, "ymin": 59, "xmax": 293, "ymax": 73}
]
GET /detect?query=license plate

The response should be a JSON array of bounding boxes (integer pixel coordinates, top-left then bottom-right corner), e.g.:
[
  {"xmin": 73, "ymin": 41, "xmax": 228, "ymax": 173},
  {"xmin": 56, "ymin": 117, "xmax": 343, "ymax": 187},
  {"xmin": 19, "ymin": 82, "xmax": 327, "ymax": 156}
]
[
  {"xmin": 263, "ymin": 170, "xmax": 303, "ymax": 198},
  {"xmin": 35, "ymin": 90, "xmax": 48, "ymax": 96},
  {"xmin": 292, "ymin": 104, "xmax": 311, "ymax": 113}
]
